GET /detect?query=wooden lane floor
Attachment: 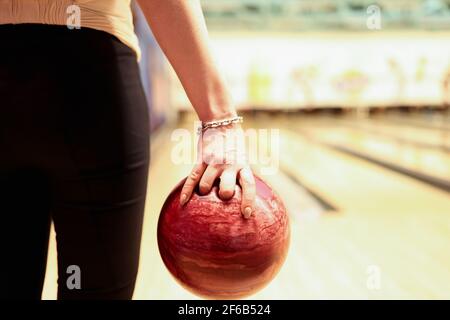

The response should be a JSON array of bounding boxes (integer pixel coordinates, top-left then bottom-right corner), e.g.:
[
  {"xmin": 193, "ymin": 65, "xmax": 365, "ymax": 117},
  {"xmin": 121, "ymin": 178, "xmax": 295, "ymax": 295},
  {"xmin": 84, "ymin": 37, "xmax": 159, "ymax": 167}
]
[
  {"xmin": 260, "ymin": 113, "xmax": 450, "ymax": 186},
  {"xmin": 42, "ymin": 113, "xmax": 450, "ymax": 299},
  {"xmin": 376, "ymin": 111, "xmax": 450, "ymax": 132},
  {"xmin": 297, "ymin": 122, "xmax": 450, "ymax": 182},
  {"xmin": 332, "ymin": 115, "xmax": 450, "ymax": 150},
  {"xmin": 249, "ymin": 115, "xmax": 450, "ymax": 298}
]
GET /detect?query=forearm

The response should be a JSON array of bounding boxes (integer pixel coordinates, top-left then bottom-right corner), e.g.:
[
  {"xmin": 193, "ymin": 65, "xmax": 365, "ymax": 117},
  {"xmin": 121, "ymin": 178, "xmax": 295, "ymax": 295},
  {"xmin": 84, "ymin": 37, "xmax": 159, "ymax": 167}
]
[{"xmin": 137, "ymin": 0, "xmax": 236, "ymax": 121}]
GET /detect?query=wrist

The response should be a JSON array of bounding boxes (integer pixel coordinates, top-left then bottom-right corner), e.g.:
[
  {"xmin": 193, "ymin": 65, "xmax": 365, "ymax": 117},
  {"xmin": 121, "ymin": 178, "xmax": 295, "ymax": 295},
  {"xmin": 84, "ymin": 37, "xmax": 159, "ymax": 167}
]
[{"xmin": 199, "ymin": 108, "xmax": 237, "ymax": 122}]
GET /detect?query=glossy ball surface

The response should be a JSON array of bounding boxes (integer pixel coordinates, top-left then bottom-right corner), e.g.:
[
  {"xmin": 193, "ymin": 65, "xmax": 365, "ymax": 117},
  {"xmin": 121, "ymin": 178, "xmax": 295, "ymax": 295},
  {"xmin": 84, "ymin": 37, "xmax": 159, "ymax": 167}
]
[{"xmin": 157, "ymin": 176, "xmax": 290, "ymax": 299}]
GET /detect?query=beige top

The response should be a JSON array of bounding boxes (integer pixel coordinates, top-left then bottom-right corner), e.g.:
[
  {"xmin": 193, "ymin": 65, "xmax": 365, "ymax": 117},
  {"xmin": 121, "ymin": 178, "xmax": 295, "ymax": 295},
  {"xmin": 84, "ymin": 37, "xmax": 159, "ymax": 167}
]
[{"xmin": 0, "ymin": 0, "xmax": 141, "ymax": 59}]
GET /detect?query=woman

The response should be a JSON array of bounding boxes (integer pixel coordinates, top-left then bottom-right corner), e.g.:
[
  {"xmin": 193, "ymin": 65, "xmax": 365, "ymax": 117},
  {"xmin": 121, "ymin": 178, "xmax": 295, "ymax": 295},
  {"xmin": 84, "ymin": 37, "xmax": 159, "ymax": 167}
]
[{"xmin": 0, "ymin": 0, "xmax": 255, "ymax": 300}]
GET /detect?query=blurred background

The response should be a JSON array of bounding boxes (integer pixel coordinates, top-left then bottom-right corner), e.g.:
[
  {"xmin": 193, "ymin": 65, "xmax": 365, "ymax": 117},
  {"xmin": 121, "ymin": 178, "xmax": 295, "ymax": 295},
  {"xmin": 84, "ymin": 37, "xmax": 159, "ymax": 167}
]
[{"xmin": 43, "ymin": 0, "xmax": 450, "ymax": 299}]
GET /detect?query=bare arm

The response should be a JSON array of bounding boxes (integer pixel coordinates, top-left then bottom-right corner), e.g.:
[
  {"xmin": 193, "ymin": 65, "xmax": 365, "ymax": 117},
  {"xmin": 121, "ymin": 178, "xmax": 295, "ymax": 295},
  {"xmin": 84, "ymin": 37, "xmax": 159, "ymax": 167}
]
[
  {"xmin": 137, "ymin": 0, "xmax": 233, "ymax": 121},
  {"xmin": 137, "ymin": 0, "xmax": 255, "ymax": 217}
]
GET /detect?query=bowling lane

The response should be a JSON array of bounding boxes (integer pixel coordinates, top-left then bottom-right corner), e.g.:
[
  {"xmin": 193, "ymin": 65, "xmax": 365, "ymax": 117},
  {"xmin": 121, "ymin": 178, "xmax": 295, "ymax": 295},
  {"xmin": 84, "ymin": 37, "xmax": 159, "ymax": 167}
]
[
  {"xmin": 332, "ymin": 115, "xmax": 450, "ymax": 150},
  {"xmin": 377, "ymin": 110, "xmax": 450, "ymax": 132},
  {"xmin": 249, "ymin": 114, "xmax": 450, "ymax": 298},
  {"xmin": 247, "ymin": 115, "xmax": 450, "ymax": 213},
  {"xmin": 298, "ymin": 123, "xmax": 450, "ymax": 183}
]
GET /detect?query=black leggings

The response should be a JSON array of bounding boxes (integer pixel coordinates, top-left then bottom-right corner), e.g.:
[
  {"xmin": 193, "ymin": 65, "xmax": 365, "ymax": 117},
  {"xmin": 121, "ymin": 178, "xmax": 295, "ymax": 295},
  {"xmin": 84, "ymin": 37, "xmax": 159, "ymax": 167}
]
[{"xmin": 0, "ymin": 24, "xmax": 150, "ymax": 299}]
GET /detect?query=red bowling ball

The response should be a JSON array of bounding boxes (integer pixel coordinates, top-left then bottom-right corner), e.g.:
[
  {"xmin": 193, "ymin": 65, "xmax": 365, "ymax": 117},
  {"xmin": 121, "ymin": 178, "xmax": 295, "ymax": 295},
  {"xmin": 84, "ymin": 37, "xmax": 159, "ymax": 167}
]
[{"xmin": 157, "ymin": 175, "xmax": 290, "ymax": 299}]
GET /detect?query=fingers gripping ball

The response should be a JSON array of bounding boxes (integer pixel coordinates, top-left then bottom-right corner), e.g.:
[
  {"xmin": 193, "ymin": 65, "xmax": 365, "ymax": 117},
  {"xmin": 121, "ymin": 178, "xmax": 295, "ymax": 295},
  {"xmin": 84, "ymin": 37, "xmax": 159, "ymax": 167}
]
[{"xmin": 157, "ymin": 175, "xmax": 290, "ymax": 299}]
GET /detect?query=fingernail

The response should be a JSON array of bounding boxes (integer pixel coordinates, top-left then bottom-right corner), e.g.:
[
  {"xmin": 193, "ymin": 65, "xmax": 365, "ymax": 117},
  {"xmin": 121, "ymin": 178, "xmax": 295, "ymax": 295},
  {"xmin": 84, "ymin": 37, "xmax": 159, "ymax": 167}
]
[
  {"xmin": 244, "ymin": 207, "xmax": 252, "ymax": 219},
  {"xmin": 180, "ymin": 194, "xmax": 187, "ymax": 206}
]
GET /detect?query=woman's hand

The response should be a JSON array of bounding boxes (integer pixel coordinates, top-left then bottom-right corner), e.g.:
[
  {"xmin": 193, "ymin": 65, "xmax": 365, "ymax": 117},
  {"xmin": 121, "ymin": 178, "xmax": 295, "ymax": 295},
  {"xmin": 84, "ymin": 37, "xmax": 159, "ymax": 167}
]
[{"xmin": 179, "ymin": 123, "xmax": 256, "ymax": 218}]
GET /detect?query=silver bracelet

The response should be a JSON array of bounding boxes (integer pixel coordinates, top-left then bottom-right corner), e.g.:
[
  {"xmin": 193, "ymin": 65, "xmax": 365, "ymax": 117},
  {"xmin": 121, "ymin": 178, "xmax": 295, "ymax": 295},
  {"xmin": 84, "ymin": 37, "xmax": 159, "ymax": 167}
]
[{"xmin": 198, "ymin": 116, "xmax": 243, "ymax": 134}]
